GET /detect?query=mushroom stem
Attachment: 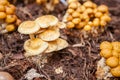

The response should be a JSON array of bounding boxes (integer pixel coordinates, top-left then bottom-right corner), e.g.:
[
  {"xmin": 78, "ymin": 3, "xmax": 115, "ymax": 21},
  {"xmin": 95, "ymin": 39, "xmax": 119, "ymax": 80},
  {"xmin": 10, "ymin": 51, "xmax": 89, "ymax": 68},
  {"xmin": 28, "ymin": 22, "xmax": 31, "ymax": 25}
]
[{"xmin": 29, "ymin": 34, "xmax": 35, "ymax": 39}]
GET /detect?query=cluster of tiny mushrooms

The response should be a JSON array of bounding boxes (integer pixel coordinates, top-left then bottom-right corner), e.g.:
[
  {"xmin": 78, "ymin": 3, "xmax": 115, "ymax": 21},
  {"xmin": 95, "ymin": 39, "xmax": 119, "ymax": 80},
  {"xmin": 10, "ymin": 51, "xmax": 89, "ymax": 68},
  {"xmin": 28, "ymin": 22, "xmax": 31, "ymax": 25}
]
[
  {"xmin": 96, "ymin": 41, "xmax": 120, "ymax": 79},
  {"xmin": 63, "ymin": 0, "xmax": 111, "ymax": 32},
  {"xmin": 36, "ymin": 0, "xmax": 60, "ymax": 11},
  {"xmin": 0, "ymin": 0, "xmax": 118, "ymax": 80},
  {"xmin": 0, "ymin": 0, "xmax": 21, "ymax": 34},
  {"xmin": 18, "ymin": 15, "xmax": 68, "ymax": 57}
]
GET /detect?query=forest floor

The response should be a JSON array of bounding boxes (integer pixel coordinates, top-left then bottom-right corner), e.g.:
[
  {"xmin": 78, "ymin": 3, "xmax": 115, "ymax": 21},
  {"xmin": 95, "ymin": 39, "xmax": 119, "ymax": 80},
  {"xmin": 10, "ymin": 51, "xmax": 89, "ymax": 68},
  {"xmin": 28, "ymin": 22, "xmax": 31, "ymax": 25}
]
[{"xmin": 0, "ymin": 0, "xmax": 120, "ymax": 80}]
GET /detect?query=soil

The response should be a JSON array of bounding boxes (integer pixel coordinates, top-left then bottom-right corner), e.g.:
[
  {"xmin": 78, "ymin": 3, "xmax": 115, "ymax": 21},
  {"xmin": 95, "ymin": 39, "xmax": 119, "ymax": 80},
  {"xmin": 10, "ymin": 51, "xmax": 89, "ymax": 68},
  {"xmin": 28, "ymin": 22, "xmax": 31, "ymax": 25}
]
[{"xmin": 0, "ymin": 0, "xmax": 120, "ymax": 80}]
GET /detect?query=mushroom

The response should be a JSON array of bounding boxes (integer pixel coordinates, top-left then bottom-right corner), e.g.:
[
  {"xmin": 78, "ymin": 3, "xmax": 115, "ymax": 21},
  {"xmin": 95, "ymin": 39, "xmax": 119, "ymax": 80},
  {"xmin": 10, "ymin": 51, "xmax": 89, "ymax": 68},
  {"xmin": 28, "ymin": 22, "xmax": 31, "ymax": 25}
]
[
  {"xmin": 0, "ymin": 0, "xmax": 21, "ymax": 34},
  {"xmin": 18, "ymin": 21, "xmax": 40, "ymax": 39},
  {"xmin": 111, "ymin": 42, "xmax": 120, "ymax": 52},
  {"xmin": 37, "ymin": 27, "xmax": 60, "ymax": 41},
  {"xmin": 100, "ymin": 41, "xmax": 112, "ymax": 50},
  {"xmin": 106, "ymin": 56, "xmax": 119, "ymax": 68},
  {"xmin": 24, "ymin": 38, "xmax": 48, "ymax": 57},
  {"xmin": 57, "ymin": 22, "xmax": 66, "ymax": 29},
  {"xmin": 110, "ymin": 65, "xmax": 120, "ymax": 77},
  {"xmin": 35, "ymin": 15, "xmax": 58, "ymax": 28},
  {"xmin": 0, "ymin": 71, "xmax": 14, "ymax": 80},
  {"xmin": 100, "ymin": 49, "xmax": 112, "ymax": 58},
  {"xmin": 44, "ymin": 40, "xmax": 57, "ymax": 53},
  {"xmin": 63, "ymin": 0, "xmax": 111, "ymax": 36},
  {"xmin": 56, "ymin": 38, "xmax": 69, "ymax": 51}
]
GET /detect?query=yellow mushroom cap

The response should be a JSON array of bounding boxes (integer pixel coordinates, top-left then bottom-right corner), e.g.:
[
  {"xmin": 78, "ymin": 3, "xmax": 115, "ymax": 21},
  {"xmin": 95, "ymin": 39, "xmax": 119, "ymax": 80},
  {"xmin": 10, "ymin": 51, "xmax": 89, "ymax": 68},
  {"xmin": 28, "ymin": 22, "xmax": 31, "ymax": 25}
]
[
  {"xmin": 56, "ymin": 38, "xmax": 69, "ymax": 51},
  {"xmin": 18, "ymin": 21, "xmax": 40, "ymax": 34},
  {"xmin": 112, "ymin": 50, "xmax": 119, "ymax": 58},
  {"xmin": 35, "ymin": 15, "xmax": 58, "ymax": 28},
  {"xmin": 0, "ymin": 71, "xmax": 14, "ymax": 80},
  {"xmin": 100, "ymin": 49, "xmax": 112, "ymax": 58},
  {"xmin": 111, "ymin": 42, "xmax": 120, "ymax": 52},
  {"xmin": 106, "ymin": 56, "xmax": 119, "ymax": 68},
  {"xmin": 100, "ymin": 41, "xmax": 112, "ymax": 50},
  {"xmin": 57, "ymin": 22, "xmax": 66, "ymax": 29},
  {"xmin": 83, "ymin": 1, "xmax": 93, "ymax": 8},
  {"xmin": 83, "ymin": 25, "xmax": 91, "ymax": 31},
  {"xmin": 67, "ymin": 0, "xmax": 77, "ymax": 4},
  {"xmin": 97, "ymin": 5, "xmax": 108, "ymax": 13},
  {"xmin": 44, "ymin": 41, "xmax": 57, "ymax": 53},
  {"xmin": 24, "ymin": 38, "xmax": 48, "ymax": 57},
  {"xmin": 38, "ymin": 27, "xmax": 60, "ymax": 41},
  {"xmin": 110, "ymin": 65, "xmax": 120, "ymax": 77}
]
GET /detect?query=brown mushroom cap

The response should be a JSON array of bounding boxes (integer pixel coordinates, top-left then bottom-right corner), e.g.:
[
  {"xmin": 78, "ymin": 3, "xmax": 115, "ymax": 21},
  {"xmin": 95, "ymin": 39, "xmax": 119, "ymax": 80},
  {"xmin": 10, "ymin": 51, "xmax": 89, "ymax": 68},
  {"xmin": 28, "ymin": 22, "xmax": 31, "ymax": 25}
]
[
  {"xmin": 18, "ymin": 21, "xmax": 40, "ymax": 34},
  {"xmin": 38, "ymin": 27, "xmax": 60, "ymax": 41},
  {"xmin": 0, "ymin": 71, "xmax": 14, "ymax": 80},
  {"xmin": 35, "ymin": 15, "xmax": 58, "ymax": 28},
  {"xmin": 24, "ymin": 38, "xmax": 48, "ymax": 57},
  {"xmin": 56, "ymin": 38, "xmax": 69, "ymax": 51},
  {"xmin": 44, "ymin": 41, "xmax": 57, "ymax": 53}
]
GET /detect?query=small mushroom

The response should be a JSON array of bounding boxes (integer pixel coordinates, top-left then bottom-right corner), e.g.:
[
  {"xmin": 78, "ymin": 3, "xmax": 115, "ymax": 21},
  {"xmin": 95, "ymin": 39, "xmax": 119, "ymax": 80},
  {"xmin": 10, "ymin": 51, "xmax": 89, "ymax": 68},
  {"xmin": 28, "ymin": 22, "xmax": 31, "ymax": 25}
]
[
  {"xmin": 106, "ymin": 56, "xmax": 119, "ymax": 68},
  {"xmin": 56, "ymin": 38, "xmax": 69, "ymax": 51},
  {"xmin": 100, "ymin": 41, "xmax": 112, "ymax": 50},
  {"xmin": 97, "ymin": 5, "xmax": 108, "ymax": 13},
  {"xmin": 38, "ymin": 27, "xmax": 60, "ymax": 41},
  {"xmin": 110, "ymin": 65, "xmax": 120, "ymax": 77},
  {"xmin": 35, "ymin": 15, "xmax": 58, "ymax": 28},
  {"xmin": 57, "ymin": 22, "xmax": 66, "ymax": 29},
  {"xmin": 100, "ymin": 49, "xmax": 112, "ymax": 58},
  {"xmin": 0, "ymin": 71, "xmax": 14, "ymax": 80},
  {"xmin": 18, "ymin": 21, "xmax": 40, "ymax": 39},
  {"xmin": 24, "ymin": 38, "xmax": 48, "ymax": 57},
  {"xmin": 111, "ymin": 42, "xmax": 120, "ymax": 52},
  {"xmin": 44, "ymin": 41, "xmax": 57, "ymax": 53}
]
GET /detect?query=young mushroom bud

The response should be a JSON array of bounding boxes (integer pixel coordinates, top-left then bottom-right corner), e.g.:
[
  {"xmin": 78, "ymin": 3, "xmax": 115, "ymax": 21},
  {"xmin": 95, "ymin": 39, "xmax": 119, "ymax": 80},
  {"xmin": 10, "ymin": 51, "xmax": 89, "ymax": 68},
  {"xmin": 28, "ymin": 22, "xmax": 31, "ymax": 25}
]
[
  {"xmin": 111, "ymin": 42, "xmax": 120, "ymax": 52},
  {"xmin": 97, "ymin": 5, "xmax": 108, "ymax": 13},
  {"xmin": 0, "ymin": 0, "xmax": 9, "ymax": 5},
  {"xmin": 66, "ymin": 22, "xmax": 75, "ymax": 29},
  {"xmin": 110, "ymin": 65, "xmax": 120, "ymax": 77},
  {"xmin": 100, "ymin": 41, "xmax": 112, "ymax": 50},
  {"xmin": 0, "ymin": 5, "xmax": 5, "ymax": 12},
  {"xmin": 67, "ymin": 0, "xmax": 77, "ymax": 4},
  {"xmin": 83, "ymin": 1, "xmax": 93, "ymax": 8},
  {"xmin": 106, "ymin": 56, "xmax": 119, "ymax": 68},
  {"xmin": 5, "ymin": 24, "xmax": 15, "ymax": 32},
  {"xmin": 5, "ymin": 5, "xmax": 16, "ymax": 15},
  {"xmin": 0, "ymin": 12, "xmax": 6, "ymax": 19},
  {"xmin": 112, "ymin": 50, "xmax": 119, "ymax": 58},
  {"xmin": 5, "ymin": 15, "xmax": 17, "ymax": 23},
  {"xmin": 83, "ymin": 25, "xmax": 91, "ymax": 31},
  {"xmin": 100, "ymin": 49, "xmax": 112, "ymax": 58}
]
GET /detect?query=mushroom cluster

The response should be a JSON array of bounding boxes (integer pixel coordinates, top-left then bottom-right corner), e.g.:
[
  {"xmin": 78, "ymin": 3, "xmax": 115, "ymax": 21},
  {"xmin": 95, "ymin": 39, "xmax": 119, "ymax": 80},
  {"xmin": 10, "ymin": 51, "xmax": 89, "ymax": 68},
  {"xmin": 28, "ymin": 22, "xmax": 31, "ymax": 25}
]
[
  {"xmin": 96, "ymin": 41, "xmax": 120, "ymax": 79},
  {"xmin": 63, "ymin": 0, "xmax": 111, "ymax": 31},
  {"xmin": 0, "ymin": 0, "xmax": 21, "ymax": 33},
  {"xmin": 36, "ymin": 0, "xmax": 59, "ymax": 11},
  {"xmin": 18, "ymin": 15, "xmax": 68, "ymax": 57}
]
